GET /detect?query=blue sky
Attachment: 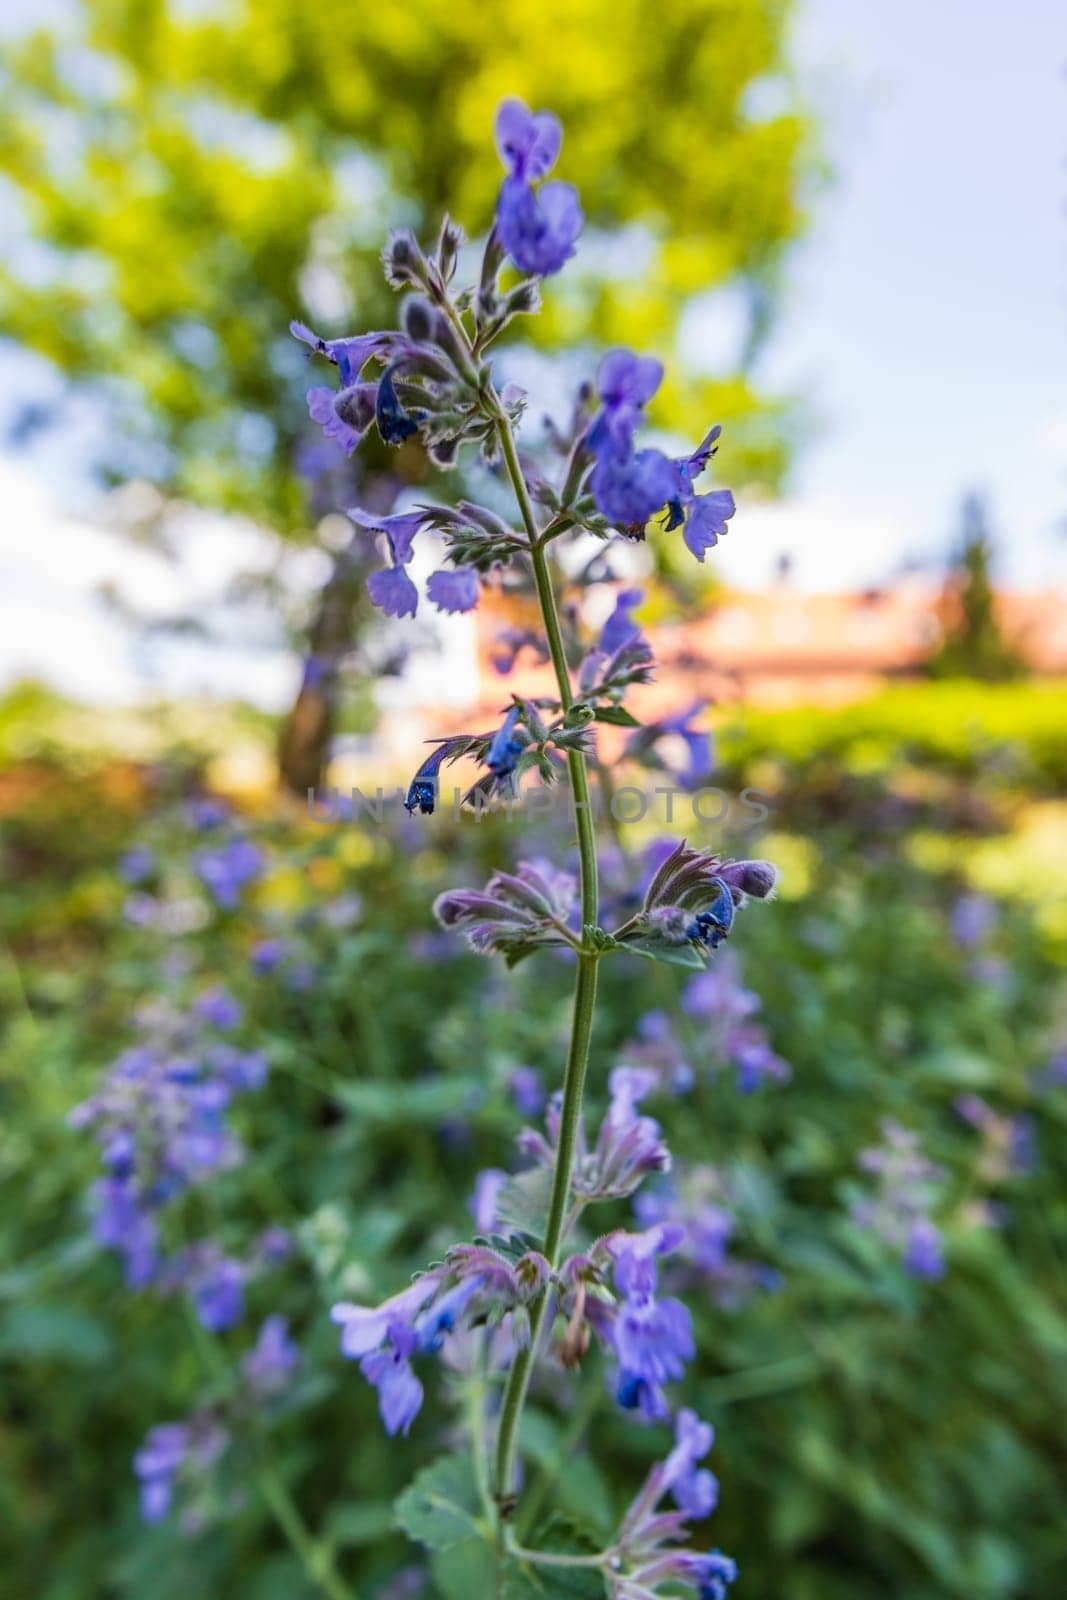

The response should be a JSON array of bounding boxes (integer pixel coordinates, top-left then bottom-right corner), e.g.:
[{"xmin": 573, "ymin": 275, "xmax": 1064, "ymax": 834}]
[
  {"xmin": 0, "ymin": 0, "xmax": 1063, "ymax": 699},
  {"xmin": 727, "ymin": 0, "xmax": 1066, "ymax": 589}
]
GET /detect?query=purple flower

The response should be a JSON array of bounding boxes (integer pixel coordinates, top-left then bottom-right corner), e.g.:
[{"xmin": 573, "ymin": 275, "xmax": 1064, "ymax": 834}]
[
  {"xmin": 194, "ymin": 837, "xmax": 263, "ymax": 910},
  {"xmin": 950, "ymin": 892, "xmax": 996, "ymax": 951},
  {"xmin": 207, "ymin": 1043, "xmax": 269, "ymax": 1092},
  {"xmin": 491, "ymin": 626, "xmax": 548, "ymax": 676},
  {"xmin": 331, "ymin": 1275, "xmax": 443, "ymax": 1361},
  {"xmin": 611, "ymin": 1226, "xmax": 693, "ymax": 1416},
  {"xmin": 626, "ymin": 700, "xmax": 713, "ymax": 789},
  {"xmin": 591, "ymin": 446, "xmax": 676, "ymax": 529},
  {"xmin": 493, "ymin": 99, "xmax": 583, "ymax": 278},
  {"xmin": 486, "ymin": 706, "xmax": 527, "ymax": 780},
  {"xmin": 366, "ymin": 565, "xmax": 419, "ymax": 618},
  {"xmin": 497, "ymin": 177, "xmax": 584, "ymax": 278},
  {"xmin": 332, "ymin": 1270, "xmax": 490, "ymax": 1436},
  {"xmin": 306, "ymin": 383, "xmax": 376, "ymax": 454},
  {"xmin": 374, "ymin": 362, "xmax": 422, "ymax": 445},
  {"xmin": 191, "ymin": 1256, "xmax": 245, "ymax": 1332},
  {"xmin": 682, "ymin": 490, "xmax": 736, "ymax": 562},
  {"xmin": 658, "ymin": 426, "xmax": 736, "ymax": 560},
  {"xmin": 133, "ymin": 1424, "xmax": 188, "ymax": 1524},
  {"xmin": 589, "ymin": 349, "xmax": 664, "ymax": 458},
  {"xmin": 290, "ymin": 320, "xmax": 387, "ymax": 386},
  {"xmin": 251, "ymin": 938, "xmax": 288, "ymax": 974},
  {"xmin": 684, "ymin": 879, "xmax": 735, "ymax": 949},
  {"xmin": 613, "ymin": 1405, "xmax": 735, "ymax": 1599},
  {"xmin": 241, "ymin": 1315, "xmax": 301, "ymax": 1395},
  {"xmin": 582, "ymin": 1066, "xmax": 670, "ymax": 1201},
  {"xmin": 119, "ymin": 845, "xmax": 155, "ymax": 885},
  {"xmin": 509, "ymin": 1065, "xmax": 545, "ymax": 1117},
  {"xmin": 599, "ymin": 587, "xmax": 646, "ymax": 656},
  {"xmin": 186, "ymin": 797, "xmax": 229, "ymax": 831},
  {"xmin": 360, "ymin": 1324, "xmax": 424, "ymax": 1436},
  {"xmin": 193, "ymin": 987, "xmax": 243, "ymax": 1030},
  {"xmin": 494, "ymin": 98, "xmax": 562, "ymax": 182},
  {"xmin": 904, "ymin": 1217, "xmax": 945, "ymax": 1280},
  {"xmin": 853, "ymin": 1120, "xmax": 947, "ymax": 1278},
  {"xmin": 404, "ymin": 742, "xmax": 457, "ymax": 816},
  {"xmin": 349, "ymin": 505, "xmax": 432, "ymax": 618},
  {"xmin": 663, "ymin": 1409, "xmax": 719, "ymax": 1519},
  {"xmin": 91, "ymin": 1179, "xmax": 160, "ymax": 1287},
  {"xmin": 427, "ymin": 566, "xmax": 479, "ymax": 613},
  {"xmin": 133, "ymin": 1417, "xmax": 228, "ymax": 1526},
  {"xmin": 470, "ymin": 1168, "xmax": 508, "ymax": 1233}
]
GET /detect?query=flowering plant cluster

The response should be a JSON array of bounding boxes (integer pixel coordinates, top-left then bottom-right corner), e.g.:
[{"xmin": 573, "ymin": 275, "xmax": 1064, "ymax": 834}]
[{"xmin": 284, "ymin": 97, "xmax": 779, "ymax": 1596}]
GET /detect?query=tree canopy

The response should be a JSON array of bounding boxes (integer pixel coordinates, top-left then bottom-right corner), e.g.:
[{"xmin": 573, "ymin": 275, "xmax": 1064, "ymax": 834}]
[{"xmin": 0, "ymin": 0, "xmax": 816, "ymax": 531}]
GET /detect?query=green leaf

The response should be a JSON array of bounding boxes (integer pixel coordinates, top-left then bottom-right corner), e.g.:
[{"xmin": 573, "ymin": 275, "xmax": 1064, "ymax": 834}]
[
  {"xmin": 621, "ymin": 938, "xmax": 707, "ymax": 970},
  {"xmin": 334, "ymin": 1077, "xmax": 481, "ymax": 1126},
  {"xmin": 503, "ymin": 1516, "xmax": 606, "ymax": 1597},
  {"xmin": 496, "ymin": 1167, "xmax": 553, "ymax": 1236},
  {"xmin": 322, "ymin": 1499, "xmax": 396, "ymax": 1551},
  {"xmin": 593, "ymin": 706, "xmax": 641, "ymax": 728},
  {"xmin": 0, "ymin": 1303, "xmax": 113, "ymax": 1366},
  {"xmin": 394, "ymin": 1456, "xmax": 487, "ymax": 1554}
]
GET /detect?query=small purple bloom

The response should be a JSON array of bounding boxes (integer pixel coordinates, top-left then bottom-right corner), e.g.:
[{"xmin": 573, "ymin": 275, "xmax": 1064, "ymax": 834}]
[
  {"xmin": 241, "ymin": 1315, "xmax": 300, "ymax": 1396},
  {"xmin": 251, "ymin": 938, "xmax": 288, "ymax": 974},
  {"xmin": 193, "ymin": 987, "xmax": 243, "ymax": 1030},
  {"xmin": 192, "ymin": 1256, "xmax": 245, "ymax": 1332},
  {"xmin": 307, "ymin": 384, "xmax": 372, "ymax": 454},
  {"xmin": 950, "ymin": 892, "xmax": 996, "ymax": 951},
  {"xmin": 599, "ymin": 587, "xmax": 646, "ymax": 656},
  {"xmin": 497, "ymin": 177, "xmax": 583, "ymax": 278},
  {"xmin": 331, "ymin": 1275, "xmax": 442, "ymax": 1361},
  {"xmin": 589, "ymin": 349, "xmax": 664, "ymax": 458},
  {"xmin": 91, "ymin": 1179, "xmax": 160, "ymax": 1287},
  {"xmin": 360, "ymin": 1324, "xmax": 424, "ymax": 1436},
  {"xmin": 133, "ymin": 1417, "xmax": 228, "ymax": 1527},
  {"xmin": 186, "ymin": 797, "xmax": 229, "ymax": 831},
  {"xmin": 350, "ymin": 505, "xmax": 431, "ymax": 618},
  {"xmin": 133, "ymin": 1424, "xmax": 187, "ymax": 1524},
  {"xmin": 591, "ymin": 446, "xmax": 676, "ymax": 528},
  {"xmin": 348, "ymin": 506, "xmax": 428, "ymax": 566},
  {"xmin": 366, "ymin": 564, "xmax": 419, "ymax": 618},
  {"xmin": 194, "ymin": 837, "xmax": 263, "ymax": 910},
  {"xmin": 494, "ymin": 98, "xmax": 562, "ymax": 182},
  {"xmin": 486, "ymin": 706, "xmax": 527, "ymax": 780},
  {"xmin": 509, "ymin": 1065, "xmax": 545, "ymax": 1117},
  {"xmin": 470, "ymin": 1168, "xmax": 508, "ymax": 1233},
  {"xmin": 119, "ymin": 845, "xmax": 155, "ymax": 885},
  {"xmin": 904, "ymin": 1217, "xmax": 945, "ymax": 1280},
  {"xmin": 427, "ymin": 566, "xmax": 480, "ymax": 613},
  {"xmin": 374, "ymin": 362, "xmax": 421, "ymax": 445},
  {"xmin": 611, "ymin": 1226, "xmax": 693, "ymax": 1413},
  {"xmin": 682, "ymin": 490, "xmax": 736, "ymax": 562},
  {"xmin": 290, "ymin": 321, "xmax": 387, "ymax": 386},
  {"xmin": 664, "ymin": 1408, "xmax": 719, "ymax": 1520},
  {"xmin": 404, "ymin": 741, "xmax": 458, "ymax": 815},
  {"xmin": 493, "ymin": 98, "xmax": 582, "ymax": 278}
]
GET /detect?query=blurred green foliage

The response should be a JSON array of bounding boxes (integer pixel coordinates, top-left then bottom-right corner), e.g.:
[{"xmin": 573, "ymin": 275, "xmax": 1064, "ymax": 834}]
[
  {"xmin": 1, "ymin": 681, "xmax": 1065, "ymax": 1598},
  {"xmin": 0, "ymin": 0, "xmax": 815, "ymax": 527}
]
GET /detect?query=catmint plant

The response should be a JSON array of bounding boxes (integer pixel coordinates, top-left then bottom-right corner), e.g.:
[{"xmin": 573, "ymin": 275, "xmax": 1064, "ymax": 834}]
[{"xmin": 291, "ymin": 97, "xmax": 778, "ymax": 1596}]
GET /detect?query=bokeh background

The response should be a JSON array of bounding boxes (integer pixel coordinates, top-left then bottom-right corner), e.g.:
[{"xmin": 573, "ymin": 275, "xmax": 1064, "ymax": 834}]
[{"xmin": 1, "ymin": 3, "xmax": 1065, "ymax": 1598}]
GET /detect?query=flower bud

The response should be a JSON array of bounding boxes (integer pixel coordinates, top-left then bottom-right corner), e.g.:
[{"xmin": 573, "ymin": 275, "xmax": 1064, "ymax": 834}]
[
  {"xmin": 382, "ymin": 228, "xmax": 428, "ymax": 289},
  {"xmin": 720, "ymin": 860, "xmax": 778, "ymax": 900},
  {"xmin": 401, "ymin": 295, "xmax": 435, "ymax": 343}
]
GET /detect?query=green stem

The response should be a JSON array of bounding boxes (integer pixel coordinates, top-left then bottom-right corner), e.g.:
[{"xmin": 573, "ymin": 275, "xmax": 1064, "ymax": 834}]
[
  {"xmin": 489, "ymin": 399, "xmax": 601, "ymax": 1524},
  {"xmin": 509, "ymin": 1543, "xmax": 614, "ymax": 1570},
  {"xmin": 257, "ymin": 1466, "xmax": 356, "ymax": 1600},
  {"xmin": 184, "ymin": 1309, "xmax": 354, "ymax": 1600}
]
